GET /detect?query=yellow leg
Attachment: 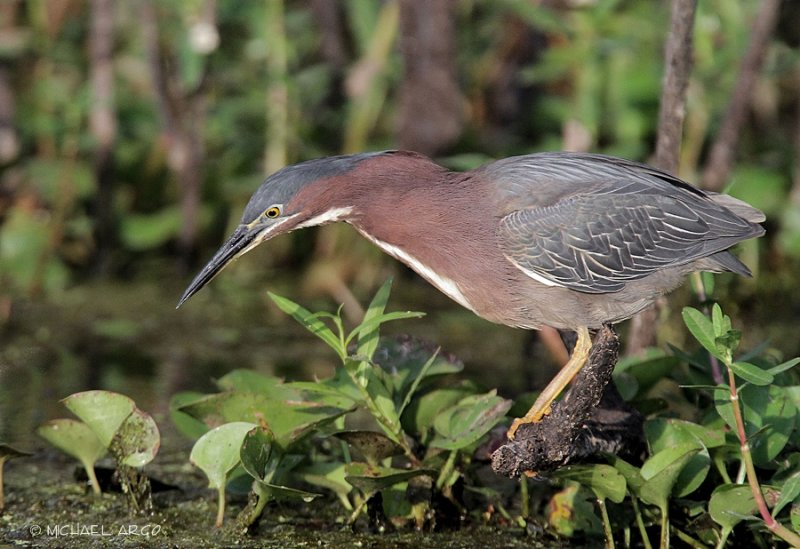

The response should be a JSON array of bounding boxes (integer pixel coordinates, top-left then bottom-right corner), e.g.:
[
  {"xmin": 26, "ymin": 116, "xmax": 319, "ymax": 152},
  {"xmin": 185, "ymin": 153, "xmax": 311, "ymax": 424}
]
[{"xmin": 507, "ymin": 326, "xmax": 592, "ymax": 440}]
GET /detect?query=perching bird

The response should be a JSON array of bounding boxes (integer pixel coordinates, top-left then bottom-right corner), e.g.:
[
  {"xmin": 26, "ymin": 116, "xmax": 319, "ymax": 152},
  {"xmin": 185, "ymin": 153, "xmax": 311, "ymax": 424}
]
[{"xmin": 178, "ymin": 151, "xmax": 765, "ymax": 438}]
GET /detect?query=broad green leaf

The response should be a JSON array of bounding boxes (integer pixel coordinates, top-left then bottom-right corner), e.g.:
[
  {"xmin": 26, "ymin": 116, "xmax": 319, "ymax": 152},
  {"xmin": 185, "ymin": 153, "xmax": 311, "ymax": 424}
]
[
  {"xmin": 639, "ymin": 444, "xmax": 701, "ymax": 508},
  {"xmin": 614, "ymin": 351, "xmax": 679, "ymax": 397},
  {"xmin": 240, "ymin": 426, "xmax": 276, "ymax": 483},
  {"xmin": 547, "ymin": 482, "xmax": 603, "ymax": 537},
  {"xmin": 37, "ymin": 419, "xmax": 106, "ymax": 469},
  {"xmin": 62, "ymin": 390, "xmax": 135, "ymax": 447},
  {"xmin": 110, "ymin": 408, "xmax": 160, "ymax": 467},
  {"xmin": 729, "ymin": 361, "xmax": 773, "ymax": 386},
  {"xmin": 268, "ymin": 292, "xmax": 345, "ymax": 359},
  {"xmin": 429, "ymin": 391, "xmax": 512, "ymax": 450},
  {"xmin": 178, "ymin": 391, "xmax": 353, "ymax": 448},
  {"xmin": 774, "ymin": 474, "xmax": 800, "ymax": 517},
  {"xmin": 190, "ymin": 422, "xmax": 257, "ymax": 489},
  {"xmin": 609, "ymin": 456, "xmax": 645, "ymax": 496},
  {"xmin": 552, "ymin": 464, "xmax": 626, "ymax": 503},
  {"xmin": 216, "ymin": 370, "xmax": 300, "ymax": 401},
  {"xmin": 708, "ymin": 484, "xmax": 780, "ymax": 530},
  {"xmin": 645, "ymin": 418, "xmax": 716, "ymax": 497},
  {"xmin": 296, "ymin": 462, "xmax": 352, "ymax": 502},
  {"xmin": 169, "ymin": 391, "xmax": 211, "ymax": 440},
  {"xmin": 344, "ymin": 462, "xmax": 435, "ymax": 495},
  {"xmin": 682, "ymin": 307, "xmax": 722, "ymax": 360},
  {"xmin": 401, "ymin": 382, "xmax": 477, "ymax": 442},
  {"xmin": 334, "ymin": 430, "xmax": 403, "ymax": 466},
  {"xmin": 715, "ymin": 385, "xmax": 797, "ymax": 465}
]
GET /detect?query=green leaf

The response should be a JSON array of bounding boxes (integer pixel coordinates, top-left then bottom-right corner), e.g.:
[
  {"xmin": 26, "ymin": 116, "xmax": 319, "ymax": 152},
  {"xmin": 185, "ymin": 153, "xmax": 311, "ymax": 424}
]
[
  {"xmin": 774, "ymin": 474, "xmax": 800, "ymax": 517},
  {"xmin": 709, "ymin": 484, "xmax": 763, "ymax": 530},
  {"xmin": 178, "ymin": 391, "xmax": 353, "ymax": 448},
  {"xmin": 253, "ymin": 480, "xmax": 320, "ymax": 503},
  {"xmin": 768, "ymin": 358, "xmax": 800, "ymax": 376},
  {"xmin": 110, "ymin": 408, "xmax": 160, "ymax": 468},
  {"xmin": 711, "ymin": 303, "xmax": 724, "ymax": 336},
  {"xmin": 372, "ymin": 336, "xmax": 463, "ymax": 410},
  {"xmin": 37, "ymin": 419, "xmax": 106, "ymax": 470},
  {"xmin": 62, "ymin": 390, "xmax": 135, "ymax": 447},
  {"xmin": 715, "ymin": 385, "xmax": 797, "ymax": 464},
  {"xmin": 639, "ymin": 444, "xmax": 701, "ymax": 508},
  {"xmin": 334, "ymin": 430, "xmax": 403, "ymax": 467},
  {"xmin": 355, "ymin": 278, "xmax": 392, "ymax": 361},
  {"xmin": 169, "ymin": 391, "xmax": 211, "ymax": 440},
  {"xmin": 682, "ymin": 307, "xmax": 723, "ymax": 361},
  {"xmin": 644, "ymin": 418, "xmax": 716, "ymax": 497},
  {"xmin": 608, "ymin": 456, "xmax": 645, "ymax": 496},
  {"xmin": 296, "ymin": 462, "xmax": 353, "ymax": 503},
  {"xmin": 268, "ymin": 292, "xmax": 345, "ymax": 359},
  {"xmin": 190, "ymin": 422, "xmax": 257, "ymax": 490},
  {"xmin": 429, "ymin": 391, "xmax": 512, "ymax": 450},
  {"xmin": 344, "ymin": 462, "xmax": 435, "ymax": 495},
  {"xmin": 401, "ymin": 382, "xmax": 477, "ymax": 442},
  {"xmin": 729, "ymin": 361, "xmax": 774, "ymax": 386},
  {"xmin": 348, "ymin": 312, "xmax": 425, "ymax": 350},
  {"xmin": 239, "ymin": 426, "xmax": 276, "ymax": 483},
  {"xmin": 216, "ymin": 370, "xmax": 300, "ymax": 401},
  {"xmin": 552, "ymin": 464, "xmax": 627, "ymax": 503}
]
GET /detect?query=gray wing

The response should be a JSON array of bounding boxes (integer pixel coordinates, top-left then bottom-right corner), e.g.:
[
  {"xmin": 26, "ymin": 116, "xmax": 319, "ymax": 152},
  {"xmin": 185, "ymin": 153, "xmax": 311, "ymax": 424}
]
[{"xmin": 498, "ymin": 180, "xmax": 760, "ymax": 294}]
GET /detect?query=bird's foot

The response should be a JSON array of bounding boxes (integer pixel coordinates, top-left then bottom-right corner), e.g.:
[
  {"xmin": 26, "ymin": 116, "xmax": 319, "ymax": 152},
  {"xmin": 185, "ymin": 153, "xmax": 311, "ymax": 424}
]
[{"xmin": 506, "ymin": 405, "xmax": 552, "ymax": 440}]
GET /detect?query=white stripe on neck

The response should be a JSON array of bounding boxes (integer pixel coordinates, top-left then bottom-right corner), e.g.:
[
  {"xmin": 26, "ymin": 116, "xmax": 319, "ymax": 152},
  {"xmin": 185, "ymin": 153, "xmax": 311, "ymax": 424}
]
[{"xmin": 355, "ymin": 230, "xmax": 476, "ymax": 313}]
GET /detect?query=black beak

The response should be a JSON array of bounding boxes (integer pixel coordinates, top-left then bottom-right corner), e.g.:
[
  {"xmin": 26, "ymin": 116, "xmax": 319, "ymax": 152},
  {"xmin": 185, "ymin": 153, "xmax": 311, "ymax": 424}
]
[{"xmin": 177, "ymin": 225, "xmax": 256, "ymax": 308}]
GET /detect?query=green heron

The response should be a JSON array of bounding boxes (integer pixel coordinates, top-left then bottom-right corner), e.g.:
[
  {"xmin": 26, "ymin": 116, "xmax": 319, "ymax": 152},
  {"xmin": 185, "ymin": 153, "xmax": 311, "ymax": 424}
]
[{"xmin": 178, "ymin": 150, "xmax": 764, "ymax": 438}]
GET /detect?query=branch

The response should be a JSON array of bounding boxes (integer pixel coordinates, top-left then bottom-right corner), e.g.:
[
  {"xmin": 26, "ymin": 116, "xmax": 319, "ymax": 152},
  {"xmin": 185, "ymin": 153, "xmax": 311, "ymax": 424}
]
[
  {"xmin": 626, "ymin": 0, "xmax": 696, "ymax": 355},
  {"xmin": 654, "ymin": 0, "xmax": 697, "ymax": 174}
]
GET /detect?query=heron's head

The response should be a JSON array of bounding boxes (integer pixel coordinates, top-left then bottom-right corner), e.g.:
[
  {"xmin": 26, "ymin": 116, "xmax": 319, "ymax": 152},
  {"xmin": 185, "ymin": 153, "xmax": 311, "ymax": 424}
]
[{"xmin": 178, "ymin": 152, "xmax": 388, "ymax": 307}]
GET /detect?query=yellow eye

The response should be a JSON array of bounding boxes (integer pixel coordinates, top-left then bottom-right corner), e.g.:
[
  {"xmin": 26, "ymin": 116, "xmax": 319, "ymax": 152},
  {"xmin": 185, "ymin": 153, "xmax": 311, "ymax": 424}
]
[{"xmin": 265, "ymin": 206, "xmax": 281, "ymax": 219}]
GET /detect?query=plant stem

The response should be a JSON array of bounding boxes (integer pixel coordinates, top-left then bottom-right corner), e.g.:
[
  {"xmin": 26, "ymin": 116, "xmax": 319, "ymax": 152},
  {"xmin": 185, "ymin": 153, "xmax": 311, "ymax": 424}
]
[
  {"xmin": 659, "ymin": 504, "xmax": 669, "ymax": 549},
  {"xmin": 631, "ymin": 495, "xmax": 653, "ymax": 549},
  {"xmin": 520, "ymin": 474, "xmax": 530, "ymax": 520},
  {"xmin": 84, "ymin": 463, "xmax": 102, "ymax": 495},
  {"xmin": 725, "ymin": 367, "xmax": 800, "ymax": 547},
  {"xmin": 598, "ymin": 498, "xmax": 615, "ymax": 549},
  {"xmin": 672, "ymin": 526, "xmax": 707, "ymax": 549},
  {"xmin": 215, "ymin": 487, "xmax": 225, "ymax": 528},
  {"xmin": 435, "ymin": 450, "xmax": 457, "ymax": 491}
]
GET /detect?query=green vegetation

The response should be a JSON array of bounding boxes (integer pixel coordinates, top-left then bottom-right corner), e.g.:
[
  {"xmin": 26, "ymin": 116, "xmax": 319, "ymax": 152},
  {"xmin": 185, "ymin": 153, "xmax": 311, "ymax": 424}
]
[
  {"xmin": 21, "ymin": 286, "xmax": 800, "ymax": 547},
  {"xmin": 37, "ymin": 391, "xmax": 160, "ymax": 510}
]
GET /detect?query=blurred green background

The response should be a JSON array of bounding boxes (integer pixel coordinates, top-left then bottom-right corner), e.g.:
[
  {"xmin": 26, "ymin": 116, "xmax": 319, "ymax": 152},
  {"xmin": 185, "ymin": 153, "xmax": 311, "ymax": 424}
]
[{"xmin": 1, "ymin": 0, "xmax": 799, "ymax": 446}]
